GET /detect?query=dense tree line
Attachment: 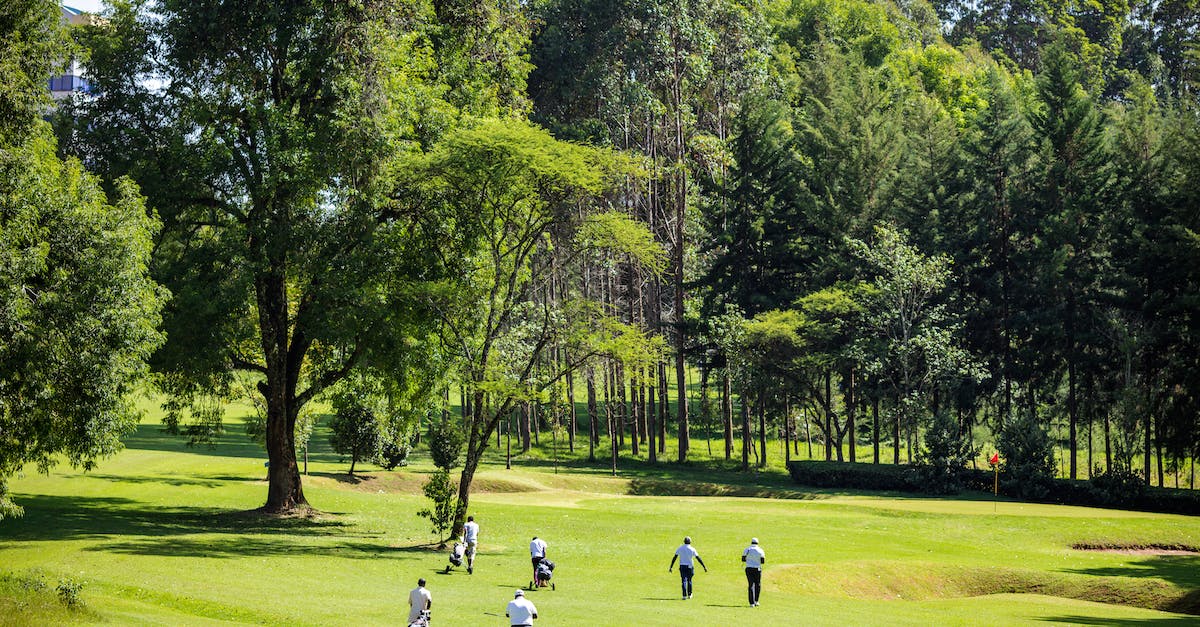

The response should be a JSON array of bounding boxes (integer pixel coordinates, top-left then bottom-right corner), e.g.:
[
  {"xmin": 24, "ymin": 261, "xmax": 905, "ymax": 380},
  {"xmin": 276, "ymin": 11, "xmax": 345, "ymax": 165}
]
[
  {"xmin": 4, "ymin": 0, "xmax": 1200, "ymax": 522},
  {"xmin": 527, "ymin": 0, "xmax": 1200, "ymax": 490}
]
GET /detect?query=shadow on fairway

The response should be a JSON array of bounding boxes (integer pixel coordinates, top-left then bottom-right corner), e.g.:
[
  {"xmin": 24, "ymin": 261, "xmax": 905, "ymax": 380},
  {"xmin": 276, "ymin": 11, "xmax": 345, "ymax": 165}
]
[
  {"xmin": 86, "ymin": 473, "xmax": 263, "ymax": 488},
  {"xmin": 1063, "ymin": 556, "xmax": 1200, "ymax": 591},
  {"xmin": 627, "ymin": 477, "xmax": 823, "ymax": 499},
  {"xmin": 1036, "ymin": 616, "xmax": 1199, "ymax": 625},
  {"xmin": 2, "ymin": 494, "xmax": 416, "ymax": 561},
  {"xmin": 120, "ymin": 422, "xmax": 342, "ymax": 464}
]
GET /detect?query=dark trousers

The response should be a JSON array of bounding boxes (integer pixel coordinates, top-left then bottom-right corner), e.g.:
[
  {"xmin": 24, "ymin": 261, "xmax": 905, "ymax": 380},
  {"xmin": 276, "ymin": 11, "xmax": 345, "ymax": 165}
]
[
  {"xmin": 745, "ymin": 567, "xmax": 762, "ymax": 604},
  {"xmin": 679, "ymin": 565, "xmax": 694, "ymax": 597}
]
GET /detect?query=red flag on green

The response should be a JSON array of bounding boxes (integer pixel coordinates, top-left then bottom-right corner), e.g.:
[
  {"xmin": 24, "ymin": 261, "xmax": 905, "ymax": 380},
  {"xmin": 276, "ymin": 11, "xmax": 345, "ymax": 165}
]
[{"xmin": 989, "ymin": 452, "xmax": 999, "ymax": 466}]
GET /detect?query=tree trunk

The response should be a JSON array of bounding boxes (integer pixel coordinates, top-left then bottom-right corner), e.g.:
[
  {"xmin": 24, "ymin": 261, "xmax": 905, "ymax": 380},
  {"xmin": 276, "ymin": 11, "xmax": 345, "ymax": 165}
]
[
  {"xmin": 658, "ymin": 361, "xmax": 668, "ymax": 455},
  {"xmin": 757, "ymin": 390, "xmax": 767, "ymax": 468},
  {"xmin": 647, "ymin": 373, "xmax": 657, "ymax": 463},
  {"xmin": 258, "ymin": 272, "xmax": 307, "ymax": 514},
  {"xmin": 872, "ymin": 397, "xmax": 880, "ymax": 464},
  {"xmin": 846, "ymin": 368, "xmax": 856, "ymax": 463},
  {"xmin": 741, "ymin": 393, "xmax": 751, "ymax": 471},
  {"xmin": 587, "ymin": 366, "xmax": 598, "ymax": 462},
  {"xmin": 722, "ymin": 372, "xmax": 733, "ymax": 460},
  {"xmin": 893, "ymin": 396, "xmax": 901, "ymax": 465},
  {"xmin": 566, "ymin": 369, "xmax": 576, "ymax": 453}
]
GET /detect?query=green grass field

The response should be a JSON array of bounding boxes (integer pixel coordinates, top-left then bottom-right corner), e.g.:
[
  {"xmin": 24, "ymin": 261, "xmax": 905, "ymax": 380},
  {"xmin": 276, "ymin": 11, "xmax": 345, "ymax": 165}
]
[{"xmin": 3, "ymin": 412, "xmax": 1199, "ymax": 626}]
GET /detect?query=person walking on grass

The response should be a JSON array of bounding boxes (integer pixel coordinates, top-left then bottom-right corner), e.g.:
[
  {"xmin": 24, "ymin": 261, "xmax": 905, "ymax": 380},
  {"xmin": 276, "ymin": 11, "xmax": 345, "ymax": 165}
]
[
  {"xmin": 506, "ymin": 589, "xmax": 538, "ymax": 626},
  {"xmin": 668, "ymin": 536, "xmax": 707, "ymax": 599},
  {"xmin": 407, "ymin": 578, "xmax": 432, "ymax": 626},
  {"xmin": 463, "ymin": 515, "xmax": 479, "ymax": 574},
  {"xmin": 529, "ymin": 535, "xmax": 548, "ymax": 588},
  {"xmin": 742, "ymin": 537, "xmax": 766, "ymax": 606}
]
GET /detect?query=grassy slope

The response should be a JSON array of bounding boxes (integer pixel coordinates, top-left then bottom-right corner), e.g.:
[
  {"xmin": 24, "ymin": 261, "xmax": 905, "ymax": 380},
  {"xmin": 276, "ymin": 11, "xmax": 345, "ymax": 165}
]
[{"xmin": 2, "ymin": 416, "xmax": 1198, "ymax": 626}]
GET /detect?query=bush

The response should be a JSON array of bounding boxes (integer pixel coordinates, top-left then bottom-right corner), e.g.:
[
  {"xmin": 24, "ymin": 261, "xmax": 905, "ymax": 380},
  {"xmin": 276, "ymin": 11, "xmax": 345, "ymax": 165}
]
[
  {"xmin": 56, "ymin": 578, "xmax": 83, "ymax": 608},
  {"xmin": 376, "ymin": 426, "xmax": 411, "ymax": 470},
  {"xmin": 1089, "ymin": 464, "xmax": 1145, "ymax": 506},
  {"xmin": 787, "ymin": 460, "xmax": 921, "ymax": 492},
  {"xmin": 915, "ymin": 412, "xmax": 976, "ymax": 494},
  {"xmin": 427, "ymin": 419, "xmax": 465, "ymax": 470},
  {"xmin": 996, "ymin": 410, "xmax": 1056, "ymax": 500},
  {"xmin": 327, "ymin": 405, "xmax": 381, "ymax": 475}
]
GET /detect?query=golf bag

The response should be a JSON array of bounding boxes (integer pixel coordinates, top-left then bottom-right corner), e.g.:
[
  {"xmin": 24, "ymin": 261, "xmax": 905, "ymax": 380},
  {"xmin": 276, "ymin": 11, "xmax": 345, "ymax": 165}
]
[
  {"xmin": 448, "ymin": 542, "xmax": 465, "ymax": 567},
  {"xmin": 535, "ymin": 559, "xmax": 555, "ymax": 586},
  {"xmin": 408, "ymin": 609, "xmax": 431, "ymax": 627}
]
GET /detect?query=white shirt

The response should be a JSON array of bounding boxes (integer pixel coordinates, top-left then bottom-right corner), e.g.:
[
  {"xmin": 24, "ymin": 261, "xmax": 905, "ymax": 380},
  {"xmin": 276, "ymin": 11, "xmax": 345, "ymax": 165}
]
[
  {"xmin": 464, "ymin": 521, "xmax": 479, "ymax": 543},
  {"xmin": 407, "ymin": 586, "xmax": 431, "ymax": 623},
  {"xmin": 743, "ymin": 544, "xmax": 765, "ymax": 568},
  {"xmin": 506, "ymin": 597, "xmax": 538, "ymax": 625},
  {"xmin": 674, "ymin": 544, "xmax": 699, "ymax": 567},
  {"xmin": 530, "ymin": 538, "xmax": 547, "ymax": 558}
]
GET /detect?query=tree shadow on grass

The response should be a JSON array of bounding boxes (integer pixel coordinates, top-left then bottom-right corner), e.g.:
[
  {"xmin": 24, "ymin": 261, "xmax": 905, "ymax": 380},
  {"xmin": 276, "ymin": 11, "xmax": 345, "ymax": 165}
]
[
  {"xmin": 627, "ymin": 478, "xmax": 824, "ymax": 499},
  {"xmin": 1, "ymin": 494, "xmax": 418, "ymax": 561},
  {"xmin": 85, "ymin": 474, "xmax": 263, "ymax": 488},
  {"xmin": 1063, "ymin": 556, "xmax": 1200, "ymax": 591},
  {"xmin": 120, "ymin": 422, "xmax": 343, "ymax": 465},
  {"xmin": 1035, "ymin": 616, "xmax": 1198, "ymax": 625}
]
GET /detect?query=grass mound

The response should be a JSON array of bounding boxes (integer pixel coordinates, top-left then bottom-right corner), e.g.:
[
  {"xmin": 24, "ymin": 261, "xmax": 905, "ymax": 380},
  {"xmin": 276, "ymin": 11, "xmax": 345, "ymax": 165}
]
[{"xmin": 773, "ymin": 560, "xmax": 1200, "ymax": 615}]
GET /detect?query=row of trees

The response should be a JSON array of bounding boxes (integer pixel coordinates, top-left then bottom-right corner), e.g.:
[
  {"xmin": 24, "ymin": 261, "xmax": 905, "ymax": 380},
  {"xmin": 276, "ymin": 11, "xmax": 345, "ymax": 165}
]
[
  {"xmin": 522, "ymin": 0, "xmax": 1200, "ymax": 494},
  {"xmin": 4, "ymin": 0, "xmax": 1200, "ymax": 526}
]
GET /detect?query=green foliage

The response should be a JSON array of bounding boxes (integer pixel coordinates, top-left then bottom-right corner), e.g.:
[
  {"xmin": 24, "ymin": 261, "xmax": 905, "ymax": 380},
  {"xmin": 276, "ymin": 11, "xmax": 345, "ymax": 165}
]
[
  {"xmin": 327, "ymin": 405, "xmax": 380, "ymax": 477},
  {"xmin": 427, "ymin": 420, "xmax": 465, "ymax": 471},
  {"xmin": 417, "ymin": 468, "xmax": 458, "ymax": 541},
  {"xmin": 55, "ymin": 578, "xmax": 83, "ymax": 608},
  {"xmin": 0, "ymin": 126, "xmax": 166, "ymax": 520},
  {"xmin": 0, "ymin": 0, "xmax": 67, "ymax": 144},
  {"xmin": 1089, "ymin": 463, "xmax": 1146, "ymax": 506},
  {"xmin": 996, "ymin": 409, "xmax": 1057, "ymax": 500},
  {"xmin": 376, "ymin": 419, "xmax": 412, "ymax": 471},
  {"xmin": 915, "ymin": 412, "xmax": 977, "ymax": 494}
]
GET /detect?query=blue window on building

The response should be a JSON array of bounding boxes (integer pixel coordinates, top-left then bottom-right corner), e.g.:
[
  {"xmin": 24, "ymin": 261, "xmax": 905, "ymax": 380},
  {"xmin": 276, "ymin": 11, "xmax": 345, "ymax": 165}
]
[{"xmin": 49, "ymin": 75, "xmax": 90, "ymax": 93}]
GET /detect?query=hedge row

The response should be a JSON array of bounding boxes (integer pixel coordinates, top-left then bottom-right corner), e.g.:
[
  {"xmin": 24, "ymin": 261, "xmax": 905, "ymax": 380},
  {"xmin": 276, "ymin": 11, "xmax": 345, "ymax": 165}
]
[{"xmin": 786, "ymin": 460, "xmax": 1200, "ymax": 516}]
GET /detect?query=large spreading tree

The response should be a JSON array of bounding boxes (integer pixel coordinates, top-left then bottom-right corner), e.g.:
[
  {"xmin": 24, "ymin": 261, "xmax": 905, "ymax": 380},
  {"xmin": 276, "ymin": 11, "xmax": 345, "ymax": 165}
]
[{"xmin": 64, "ymin": 0, "xmax": 485, "ymax": 513}]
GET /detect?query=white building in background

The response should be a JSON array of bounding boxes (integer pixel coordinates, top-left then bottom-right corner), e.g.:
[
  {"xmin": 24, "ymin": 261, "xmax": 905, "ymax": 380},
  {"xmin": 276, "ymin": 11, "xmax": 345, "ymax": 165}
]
[{"xmin": 49, "ymin": 5, "xmax": 95, "ymax": 100}]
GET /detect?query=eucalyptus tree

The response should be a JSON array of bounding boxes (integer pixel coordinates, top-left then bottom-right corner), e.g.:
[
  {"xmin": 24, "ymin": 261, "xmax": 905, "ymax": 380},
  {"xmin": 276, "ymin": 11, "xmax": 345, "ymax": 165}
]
[
  {"xmin": 1, "ymin": 0, "xmax": 165, "ymax": 519},
  {"xmin": 396, "ymin": 120, "xmax": 664, "ymax": 537},
  {"xmin": 63, "ymin": 0, "xmax": 526, "ymax": 513}
]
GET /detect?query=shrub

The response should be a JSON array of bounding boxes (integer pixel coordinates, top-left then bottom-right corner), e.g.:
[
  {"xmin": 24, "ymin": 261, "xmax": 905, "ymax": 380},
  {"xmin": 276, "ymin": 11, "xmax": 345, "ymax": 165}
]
[
  {"xmin": 376, "ymin": 422, "xmax": 411, "ymax": 470},
  {"xmin": 427, "ymin": 419, "xmax": 465, "ymax": 470},
  {"xmin": 56, "ymin": 578, "xmax": 83, "ymax": 608},
  {"xmin": 915, "ymin": 412, "xmax": 976, "ymax": 494},
  {"xmin": 787, "ymin": 460, "xmax": 920, "ymax": 492},
  {"xmin": 1089, "ymin": 463, "xmax": 1145, "ymax": 506},
  {"xmin": 996, "ymin": 410, "xmax": 1056, "ymax": 500},
  {"xmin": 327, "ymin": 405, "xmax": 381, "ymax": 475}
]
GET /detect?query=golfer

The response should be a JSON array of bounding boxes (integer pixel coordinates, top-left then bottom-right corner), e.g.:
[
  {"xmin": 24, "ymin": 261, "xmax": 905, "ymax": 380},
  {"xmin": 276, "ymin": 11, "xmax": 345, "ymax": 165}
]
[
  {"xmin": 407, "ymin": 578, "xmax": 432, "ymax": 625},
  {"xmin": 506, "ymin": 589, "xmax": 538, "ymax": 626},
  {"xmin": 668, "ymin": 536, "xmax": 707, "ymax": 599},
  {"xmin": 529, "ymin": 535, "xmax": 548, "ymax": 586},
  {"xmin": 463, "ymin": 515, "xmax": 479, "ymax": 574},
  {"xmin": 742, "ymin": 537, "xmax": 766, "ymax": 606}
]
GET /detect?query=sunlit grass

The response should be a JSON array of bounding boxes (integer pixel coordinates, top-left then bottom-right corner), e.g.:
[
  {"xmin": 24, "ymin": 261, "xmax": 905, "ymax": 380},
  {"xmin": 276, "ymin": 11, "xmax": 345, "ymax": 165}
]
[{"xmin": 2, "ymin": 408, "xmax": 1198, "ymax": 625}]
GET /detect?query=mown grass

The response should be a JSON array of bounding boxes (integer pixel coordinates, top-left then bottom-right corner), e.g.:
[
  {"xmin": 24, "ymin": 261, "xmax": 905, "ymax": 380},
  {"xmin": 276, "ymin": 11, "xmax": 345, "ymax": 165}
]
[{"xmin": 2, "ymin": 412, "xmax": 1199, "ymax": 625}]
